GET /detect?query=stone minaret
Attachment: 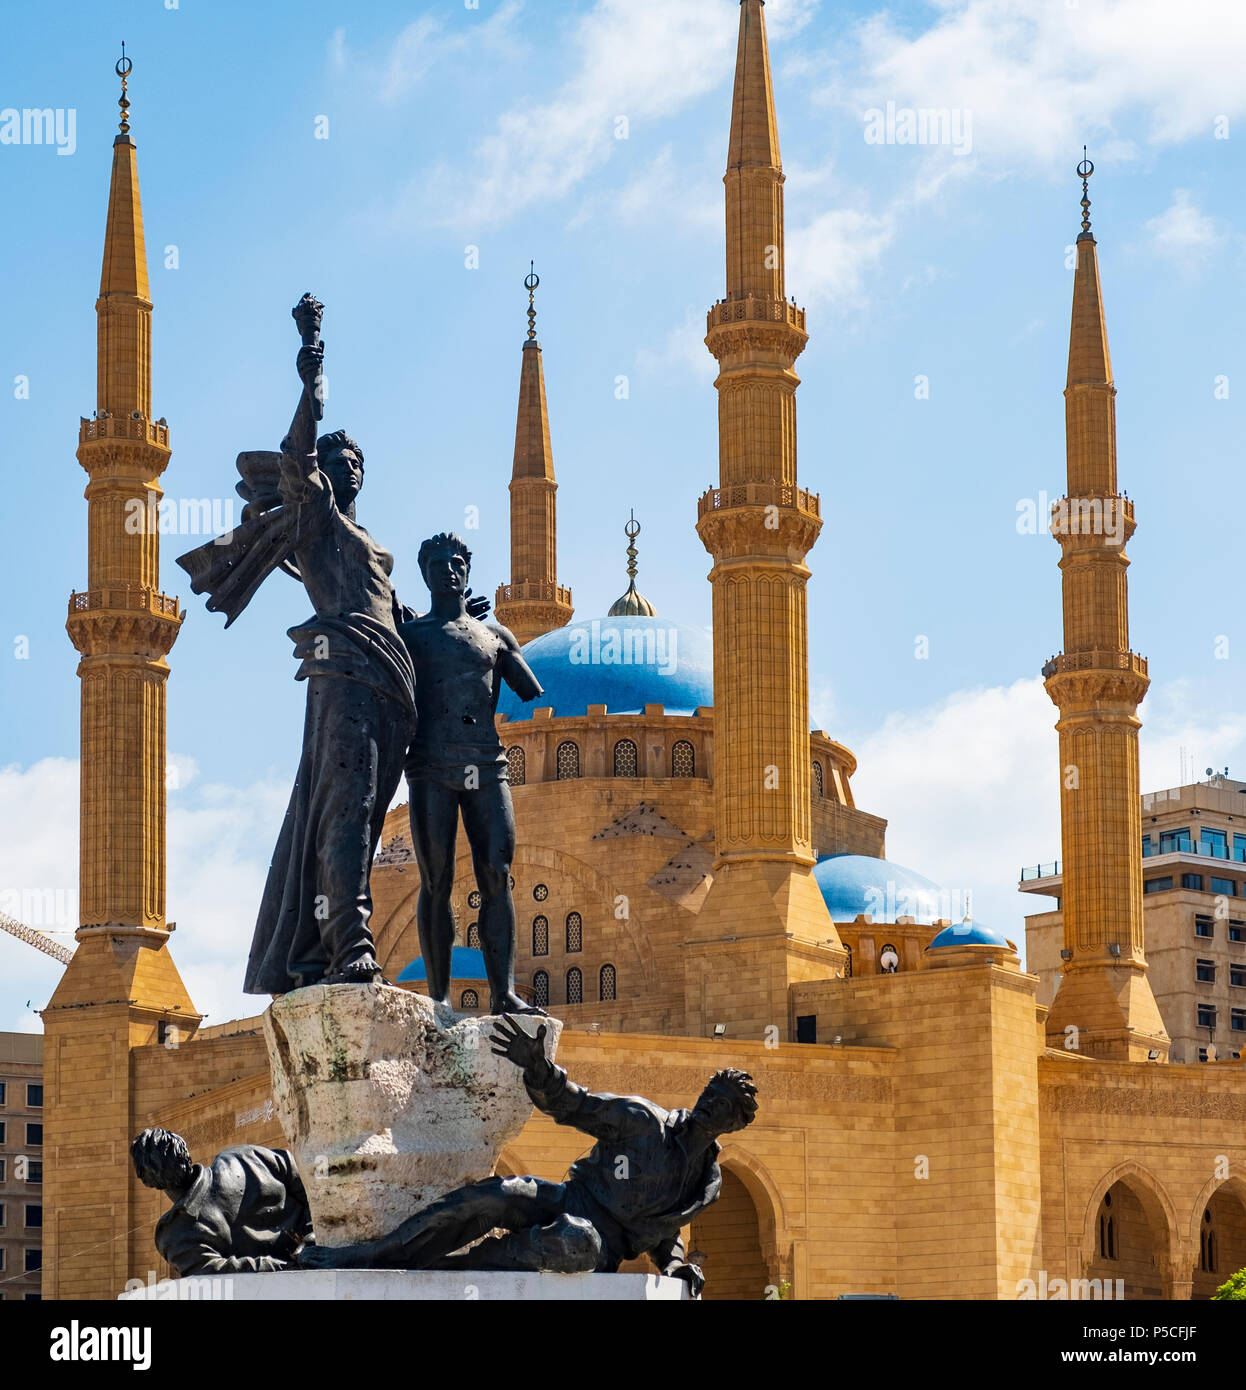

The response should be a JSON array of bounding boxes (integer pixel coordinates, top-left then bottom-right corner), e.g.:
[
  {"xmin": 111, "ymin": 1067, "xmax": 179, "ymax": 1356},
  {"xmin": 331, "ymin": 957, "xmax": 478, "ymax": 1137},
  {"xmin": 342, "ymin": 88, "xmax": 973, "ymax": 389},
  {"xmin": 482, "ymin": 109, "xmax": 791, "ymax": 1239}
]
[
  {"xmin": 687, "ymin": 0, "xmax": 846, "ymax": 1038},
  {"xmin": 1042, "ymin": 159, "xmax": 1168, "ymax": 1063},
  {"xmin": 493, "ymin": 265, "xmax": 573, "ymax": 645},
  {"xmin": 45, "ymin": 53, "xmax": 200, "ymax": 1301}
]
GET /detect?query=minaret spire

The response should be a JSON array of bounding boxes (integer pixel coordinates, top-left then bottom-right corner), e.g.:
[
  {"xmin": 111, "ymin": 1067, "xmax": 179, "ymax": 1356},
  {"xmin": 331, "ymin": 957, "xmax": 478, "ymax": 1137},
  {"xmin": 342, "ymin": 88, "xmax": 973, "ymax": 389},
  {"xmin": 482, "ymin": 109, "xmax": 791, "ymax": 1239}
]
[
  {"xmin": 1042, "ymin": 158, "xmax": 1168, "ymax": 1062},
  {"xmin": 607, "ymin": 512, "xmax": 657, "ymax": 617},
  {"xmin": 47, "ymin": 50, "xmax": 198, "ymax": 1302},
  {"xmin": 685, "ymin": 0, "xmax": 847, "ymax": 1038},
  {"xmin": 494, "ymin": 263, "xmax": 574, "ymax": 645}
]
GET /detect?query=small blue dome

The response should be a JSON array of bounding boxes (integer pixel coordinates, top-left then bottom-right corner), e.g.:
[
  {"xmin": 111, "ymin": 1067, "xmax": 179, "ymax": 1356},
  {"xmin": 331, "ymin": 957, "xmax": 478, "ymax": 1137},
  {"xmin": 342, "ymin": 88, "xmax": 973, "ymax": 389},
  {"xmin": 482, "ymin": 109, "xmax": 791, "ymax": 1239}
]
[
  {"xmin": 396, "ymin": 946, "xmax": 487, "ymax": 984},
  {"xmin": 929, "ymin": 922, "xmax": 1008, "ymax": 949},
  {"xmin": 497, "ymin": 615, "xmax": 713, "ymax": 720},
  {"xmin": 814, "ymin": 853, "xmax": 958, "ymax": 926}
]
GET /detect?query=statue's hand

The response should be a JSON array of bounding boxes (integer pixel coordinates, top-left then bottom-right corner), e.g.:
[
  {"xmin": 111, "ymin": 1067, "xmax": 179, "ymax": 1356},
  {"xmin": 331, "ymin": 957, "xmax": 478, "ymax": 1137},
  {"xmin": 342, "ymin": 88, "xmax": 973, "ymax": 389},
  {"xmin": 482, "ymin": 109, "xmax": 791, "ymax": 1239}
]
[
  {"xmin": 669, "ymin": 1262, "xmax": 706, "ymax": 1299},
  {"xmin": 490, "ymin": 1013, "xmax": 548, "ymax": 1073},
  {"xmin": 296, "ymin": 343, "xmax": 324, "ymax": 394},
  {"xmin": 465, "ymin": 588, "xmax": 491, "ymax": 621}
]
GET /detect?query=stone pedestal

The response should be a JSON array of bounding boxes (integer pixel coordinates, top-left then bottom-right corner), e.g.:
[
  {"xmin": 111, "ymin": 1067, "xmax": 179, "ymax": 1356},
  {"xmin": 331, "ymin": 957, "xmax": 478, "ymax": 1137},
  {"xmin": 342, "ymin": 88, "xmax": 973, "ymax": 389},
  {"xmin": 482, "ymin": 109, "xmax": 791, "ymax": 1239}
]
[
  {"xmin": 119, "ymin": 1271, "xmax": 688, "ymax": 1301},
  {"xmin": 264, "ymin": 984, "xmax": 561, "ymax": 1246}
]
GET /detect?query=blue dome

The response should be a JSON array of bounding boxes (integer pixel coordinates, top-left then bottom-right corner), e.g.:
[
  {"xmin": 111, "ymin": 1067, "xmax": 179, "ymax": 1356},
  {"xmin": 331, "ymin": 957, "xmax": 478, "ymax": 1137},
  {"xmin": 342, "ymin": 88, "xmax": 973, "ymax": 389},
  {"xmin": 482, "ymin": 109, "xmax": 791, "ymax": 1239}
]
[
  {"xmin": 498, "ymin": 615, "xmax": 713, "ymax": 720},
  {"xmin": 396, "ymin": 946, "xmax": 487, "ymax": 984},
  {"xmin": 929, "ymin": 922, "xmax": 1008, "ymax": 949},
  {"xmin": 814, "ymin": 853, "xmax": 959, "ymax": 926}
]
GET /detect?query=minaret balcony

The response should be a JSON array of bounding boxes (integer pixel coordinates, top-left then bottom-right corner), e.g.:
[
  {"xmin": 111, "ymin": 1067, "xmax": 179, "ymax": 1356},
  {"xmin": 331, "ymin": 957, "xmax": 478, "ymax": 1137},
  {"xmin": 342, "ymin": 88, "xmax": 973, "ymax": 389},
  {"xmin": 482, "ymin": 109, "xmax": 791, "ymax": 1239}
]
[
  {"xmin": 79, "ymin": 414, "xmax": 169, "ymax": 448},
  {"xmin": 698, "ymin": 481, "xmax": 820, "ymax": 521},
  {"xmin": 495, "ymin": 581, "xmax": 573, "ymax": 607},
  {"xmin": 69, "ymin": 586, "xmax": 181, "ymax": 622},
  {"xmin": 707, "ymin": 296, "xmax": 807, "ymax": 334}
]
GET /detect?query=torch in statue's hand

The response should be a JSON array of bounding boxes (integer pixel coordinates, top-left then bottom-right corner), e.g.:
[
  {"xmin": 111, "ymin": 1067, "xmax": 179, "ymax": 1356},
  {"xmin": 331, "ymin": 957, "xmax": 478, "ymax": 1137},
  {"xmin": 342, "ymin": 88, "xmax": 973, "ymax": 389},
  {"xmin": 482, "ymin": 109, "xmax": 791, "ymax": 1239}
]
[{"xmin": 291, "ymin": 292, "xmax": 326, "ymax": 420}]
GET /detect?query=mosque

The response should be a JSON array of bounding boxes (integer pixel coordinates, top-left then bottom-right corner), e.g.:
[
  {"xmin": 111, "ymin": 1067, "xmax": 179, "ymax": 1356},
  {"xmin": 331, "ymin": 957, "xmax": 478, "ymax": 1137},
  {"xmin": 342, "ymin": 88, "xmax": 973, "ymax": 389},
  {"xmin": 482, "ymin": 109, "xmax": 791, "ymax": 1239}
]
[{"xmin": 36, "ymin": 1, "xmax": 1246, "ymax": 1301}]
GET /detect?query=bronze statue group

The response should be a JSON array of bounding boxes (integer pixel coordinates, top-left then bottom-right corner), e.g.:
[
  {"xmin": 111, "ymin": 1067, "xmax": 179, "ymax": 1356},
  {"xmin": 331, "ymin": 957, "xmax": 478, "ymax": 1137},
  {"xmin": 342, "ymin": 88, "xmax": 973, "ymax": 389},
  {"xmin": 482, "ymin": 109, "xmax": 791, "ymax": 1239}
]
[{"xmin": 135, "ymin": 298, "xmax": 757, "ymax": 1298}]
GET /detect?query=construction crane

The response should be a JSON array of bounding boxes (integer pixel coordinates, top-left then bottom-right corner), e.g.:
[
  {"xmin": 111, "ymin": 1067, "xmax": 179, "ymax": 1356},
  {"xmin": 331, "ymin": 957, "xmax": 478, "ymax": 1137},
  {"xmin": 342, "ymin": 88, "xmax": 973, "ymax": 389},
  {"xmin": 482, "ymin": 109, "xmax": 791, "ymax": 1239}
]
[{"xmin": 0, "ymin": 909, "xmax": 74, "ymax": 965}]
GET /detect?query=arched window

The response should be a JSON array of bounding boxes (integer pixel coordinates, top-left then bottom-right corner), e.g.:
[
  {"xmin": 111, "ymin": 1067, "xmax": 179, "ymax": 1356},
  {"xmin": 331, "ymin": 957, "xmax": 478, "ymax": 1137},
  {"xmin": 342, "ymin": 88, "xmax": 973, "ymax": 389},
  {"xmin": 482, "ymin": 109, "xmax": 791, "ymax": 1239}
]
[
  {"xmin": 506, "ymin": 745, "xmax": 525, "ymax": 786},
  {"xmin": 566, "ymin": 967, "xmax": 583, "ymax": 1005},
  {"xmin": 811, "ymin": 760, "xmax": 824, "ymax": 798},
  {"xmin": 532, "ymin": 915, "xmax": 549, "ymax": 957},
  {"xmin": 878, "ymin": 942, "xmax": 899, "ymax": 974},
  {"xmin": 1200, "ymin": 1209, "xmax": 1217, "ymax": 1273},
  {"xmin": 460, "ymin": 989, "xmax": 479, "ymax": 1009},
  {"xmin": 600, "ymin": 963, "xmax": 616, "ymax": 1001},
  {"xmin": 466, "ymin": 922, "xmax": 480, "ymax": 950},
  {"xmin": 565, "ymin": 911, "xmax": 583, "ymax": 953},
  {"xmin": 613, "ymin": 739, "xmax": 638, "ymax": 777},
  {"xmin": 1098, "ymin": 1189, "xmax": 1116, "ymax": 1260},
  {"xmin": 556, "ymin": 741, "xmax": 580, "ymax": 779},
  {"xmin": 672, "ymin": 740, "xmax": 695, "ymax": 777},
  {"xmin": 532, "ymin": 971, "xmax": 549, "ymax": 1007}
]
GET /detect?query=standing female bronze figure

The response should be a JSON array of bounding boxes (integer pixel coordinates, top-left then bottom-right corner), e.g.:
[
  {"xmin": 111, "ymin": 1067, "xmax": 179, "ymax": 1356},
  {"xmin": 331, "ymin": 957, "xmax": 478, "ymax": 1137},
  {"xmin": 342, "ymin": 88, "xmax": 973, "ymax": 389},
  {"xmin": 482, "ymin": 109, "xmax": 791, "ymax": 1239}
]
[{"xmin": 179, "ymin": 296, "xmax": 420, "ymax": 993}]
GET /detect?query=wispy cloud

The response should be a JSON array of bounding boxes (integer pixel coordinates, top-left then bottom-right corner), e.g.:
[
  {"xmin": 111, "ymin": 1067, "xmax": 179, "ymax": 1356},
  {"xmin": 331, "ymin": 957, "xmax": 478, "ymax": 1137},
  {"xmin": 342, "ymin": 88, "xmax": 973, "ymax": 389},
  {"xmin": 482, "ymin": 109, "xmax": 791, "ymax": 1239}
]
[{"xmin": 1142, "ymin": 190, "xmax": 1226, "ymax": 273}]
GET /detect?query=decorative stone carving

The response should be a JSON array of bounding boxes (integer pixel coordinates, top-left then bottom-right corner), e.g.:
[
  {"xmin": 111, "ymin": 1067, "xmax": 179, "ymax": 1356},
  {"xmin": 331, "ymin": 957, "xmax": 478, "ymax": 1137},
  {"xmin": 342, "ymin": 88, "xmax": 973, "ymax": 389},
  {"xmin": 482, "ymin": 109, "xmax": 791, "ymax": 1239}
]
[{"xmin": 264, "ymin": 983, "xmax": 562, "ymax": 1246}]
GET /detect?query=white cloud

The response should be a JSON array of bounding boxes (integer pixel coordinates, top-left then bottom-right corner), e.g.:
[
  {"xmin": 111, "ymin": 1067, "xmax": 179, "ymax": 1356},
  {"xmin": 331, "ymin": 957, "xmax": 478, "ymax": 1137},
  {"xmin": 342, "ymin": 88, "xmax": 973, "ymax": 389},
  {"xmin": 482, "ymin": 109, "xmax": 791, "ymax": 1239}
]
[
  {"xmin": 844, "ymin": 0, "xmax": 1246, "ymax": 169},
  {"xmin": 848, "ymin": 675, "xmax": 1246, "ymax": 967},
  {"xmin": 1143, "ymin": 190, "xmax": 1226, "ymax": 271},
  {"xmin": 787, "ymin": 205, "xmax": 896, "ymax": 312},
  {"xmin": 636, "ymin": 304, "xmax": 716, "ymax": 382}
]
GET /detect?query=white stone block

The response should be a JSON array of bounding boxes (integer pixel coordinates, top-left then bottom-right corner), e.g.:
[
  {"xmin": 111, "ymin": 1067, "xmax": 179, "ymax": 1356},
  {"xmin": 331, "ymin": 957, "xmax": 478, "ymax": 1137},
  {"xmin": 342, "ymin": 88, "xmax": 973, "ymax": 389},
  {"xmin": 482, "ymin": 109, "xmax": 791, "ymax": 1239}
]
[
  {"xmin": 119, "ymin": 1271, "xmax": 688, "ymax": 1301},
  {"xmin": 264, "ymin": 984, "xmax": 562, "ymax": 1246}
]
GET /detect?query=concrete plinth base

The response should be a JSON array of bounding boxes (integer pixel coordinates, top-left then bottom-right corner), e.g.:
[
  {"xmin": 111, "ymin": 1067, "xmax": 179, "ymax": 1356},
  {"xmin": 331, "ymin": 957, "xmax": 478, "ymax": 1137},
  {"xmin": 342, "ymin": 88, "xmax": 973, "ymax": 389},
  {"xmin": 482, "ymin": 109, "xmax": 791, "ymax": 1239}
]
[{"xmin": 119, "ymin": 1270, "xmax": 688, "ymax": 1301}]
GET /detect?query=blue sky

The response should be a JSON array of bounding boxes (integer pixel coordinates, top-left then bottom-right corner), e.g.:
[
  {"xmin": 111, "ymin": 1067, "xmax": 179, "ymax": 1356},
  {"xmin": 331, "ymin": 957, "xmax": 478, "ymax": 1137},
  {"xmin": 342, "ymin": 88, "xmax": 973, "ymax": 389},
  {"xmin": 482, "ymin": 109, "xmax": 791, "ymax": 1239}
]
[{"xmin": 3, "ymin": 0, "xmax": 1246, "ymax": 1029}]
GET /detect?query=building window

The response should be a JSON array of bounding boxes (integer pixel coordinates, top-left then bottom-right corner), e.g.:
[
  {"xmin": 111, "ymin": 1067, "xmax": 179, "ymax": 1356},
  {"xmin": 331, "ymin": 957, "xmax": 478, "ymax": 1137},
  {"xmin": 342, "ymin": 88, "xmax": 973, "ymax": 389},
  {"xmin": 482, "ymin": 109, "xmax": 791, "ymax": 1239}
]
[
  {"xmin": 565, "ymin": 912, "xmax": 583, "ymax": 953},
  {"xmin": 599, "ymin": 964, "xmax": 616, "ymax": 1002},
  {"xmin": 1160, "ymin": 828, "xmax": 1192, "ymax": 854},
  {"xmin": 466, "ymin": 922, "xmax": 480, "ymax": 949},
  {"xmin": 532, "ymin": 971, "xmax": 549, "ymax": 1007},
  {"xmin": 532, "ymin": 915, "xmax": 549, "ymax": 956},
  {"xmin": 0, "ymin": 1122, "xmax": 5, "ymax": 1146},
  {"xmin": 25, "ymin": 1161, "xmax": 41, "ymax": 1185},
  {"xmin": 468, "ymin": 889, "xmax": 481, "ymax": 910},
  {"xmin": 24, "ymin": 1204, "xmax": 40, "ymax": 1229},
  {"xmin": 566, "ymin": 968, "xmax": 583, "ymax": 1005},
  {"xmin": 811, "ymin": 760, "xmax": 824, "ymax": 798},
  {"xmin": 1230, "ymin": 921, "xmax": 1246, "ymax": 943},
  {"xmin": 25, "ymin": 1085, "xmax": 41, "ymax": 1109},
  {"xmin": 1203, "ymin": 829, "xmax": 1230, "ymax": 860},
  {"xmin": 460, "ymin": 989, "xmax": 479, "ymax": 1010},
  {"xmin": 613, "ymin": 739, "xmax": 638, "ymax": 777},
  {"xmin": 1212, "ymin": 877, "xmax": 1237, "ymax": 897},
  {"xmin": 25, "ymin": 1124, "xmax": 41, "ymax": 1148},
  {"xmin": 0, "ymin": 1248, "xmax": 5, "ymax": 1272},
  {"xmin": 672, "ymin": 740, "xmax": 695, "ymax": 777},
  {"xmin": 505, "ymin": 745, "xmax": 526, "ymax": 786},
  {"xmin": 0, "ymin": 1159, "xmax": 6, "ymax": 1182},
  {"xmin": 1232, "ymin": 964, "xmax": 1246, "ymax": 988},
  {"xmin": 0, "ymin": 1203, "xmax": 5, "ymax": 1227},
  {"xmin": 1144, "ymin": 877, "xmax": 1173, "ymax": 894},
  {"xmin": 1142, "ymin": 834, "xmax": 1153, "ymax": 858},
  {"xmin": 1233, "ymin": 1010, "xmax": 1246, "ymax": 1033},
  {"xmin": 1198, "ymin": 1004, "xmax": 1218, "ymax": 1031},
  {"xmin": 0, "ymin": 1082, "xmax": 5, "ymax": 1106},
  {"xmin": 1235, "ymin": 835, "xmax": 1246, "ymax": 863},
  {"xmin": 1182, "ymin": 874, "xmax": 1204, "ymax": 891},
  {"xmin": 1200, "ymin": 1209, "xmax": 1217, "ymax": 1273},
  {"xmin": 1197, "ymin": 959, "xmax": 1217, "ymax": 984},
  {"xmin": 556, "ymin": 741, "xmax": 580, "ymax": 780},
  {"xmin": 24, "ymin": 1248, "xmax": 40, "ymax": 1273},
  {"xmin": 796, "ymin": 1015, "xmax": 817, "ymax": 1044},
  {"xmin": 1098, "ymin": 1190, "xmax": 1116, "ymax": 1260},
  {"xmin": 1196, "ymin": 915, "xmax": 1215, "ymax": 938},
  {"xmin": 533, "ymin": 883, "xmax": 548, "ymax": 902}
]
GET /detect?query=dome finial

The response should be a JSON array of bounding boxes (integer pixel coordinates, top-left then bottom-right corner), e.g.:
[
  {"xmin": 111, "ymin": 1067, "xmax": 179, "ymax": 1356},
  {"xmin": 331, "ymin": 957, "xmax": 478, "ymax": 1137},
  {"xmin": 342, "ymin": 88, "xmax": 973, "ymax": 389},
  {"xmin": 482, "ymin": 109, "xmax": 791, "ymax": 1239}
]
[
  {"xmin": 116, "ymin": 41, "xmax": 133, "ymax": 137},
  {"xmin": 607, "ymin": 510, "xmax": 658, "ymax": 617},
  {"xmin": 524, "ymin": 261, "xmax": 539, "ymax": 341},
  {"xmin": 1077, "ymin": 146, "xmax": 1094, "ymax": 239}
]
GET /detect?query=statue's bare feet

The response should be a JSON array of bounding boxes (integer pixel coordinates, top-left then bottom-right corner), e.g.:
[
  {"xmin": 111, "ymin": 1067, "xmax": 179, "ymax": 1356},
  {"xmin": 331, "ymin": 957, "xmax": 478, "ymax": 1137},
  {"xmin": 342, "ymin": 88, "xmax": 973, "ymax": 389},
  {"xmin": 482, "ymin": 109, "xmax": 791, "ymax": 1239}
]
[
  {"xmin": 325, "ymin": 957, "xmax": 384, "ymax": 987},
  {"xmin": 490, "ymin": 992, "xmax": 547, "ymax": 1017},
  {"xmin": 295, "ymin": 1242, "xmax": 370, "ymax": 1270}
]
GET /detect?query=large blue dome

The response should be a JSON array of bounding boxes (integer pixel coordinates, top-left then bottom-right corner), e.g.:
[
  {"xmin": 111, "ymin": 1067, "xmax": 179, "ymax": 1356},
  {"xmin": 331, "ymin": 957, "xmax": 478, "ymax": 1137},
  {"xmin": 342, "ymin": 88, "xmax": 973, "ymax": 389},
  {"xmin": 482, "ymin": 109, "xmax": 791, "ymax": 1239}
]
[
  {"xmin": 498, "ymin": 615, "xmax": 713, "ymax": 720},
  {"xmin": 814, "ymin": 853, "xmax": 961, "ymax": 926},
  {"xmin": 928, "ymin": 922, "xmax": 1009, "ymax": 949},
  {"xmin": 396, "ymin": 947, "xmax": 487, "ymax": 984}
]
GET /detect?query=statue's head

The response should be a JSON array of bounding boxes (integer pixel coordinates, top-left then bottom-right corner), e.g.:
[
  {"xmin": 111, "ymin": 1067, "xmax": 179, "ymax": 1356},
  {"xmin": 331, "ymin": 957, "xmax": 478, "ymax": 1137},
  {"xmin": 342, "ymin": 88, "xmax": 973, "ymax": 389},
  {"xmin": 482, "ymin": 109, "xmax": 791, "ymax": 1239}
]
[
  {"xmin": 316, "ymin": 430, "xmax": 365, "ymax": 509},
  {"xmin": 131, "ymin": 1127, "xmax": 194, "ymax": 1194},
  {"xmin": 418, "ymin": 532, "xmax": 472, "ymax": 597},
  {"xmin": 691, "ymin": 1068, "xmax": 758, "ymax": 1137}
]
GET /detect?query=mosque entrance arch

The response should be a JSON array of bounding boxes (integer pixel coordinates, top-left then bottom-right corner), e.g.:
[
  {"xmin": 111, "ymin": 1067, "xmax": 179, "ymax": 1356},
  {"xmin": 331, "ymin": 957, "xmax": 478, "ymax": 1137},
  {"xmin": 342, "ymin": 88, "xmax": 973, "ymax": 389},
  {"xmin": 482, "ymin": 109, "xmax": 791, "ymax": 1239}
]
[
  {"xmin": 1081, "ymin": 1166, "xmax": 1177, "ymax": 1301},
  {"xmin": 1190, "ymin": 1176, "xmax": 1246, "ymax": 1300}
]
